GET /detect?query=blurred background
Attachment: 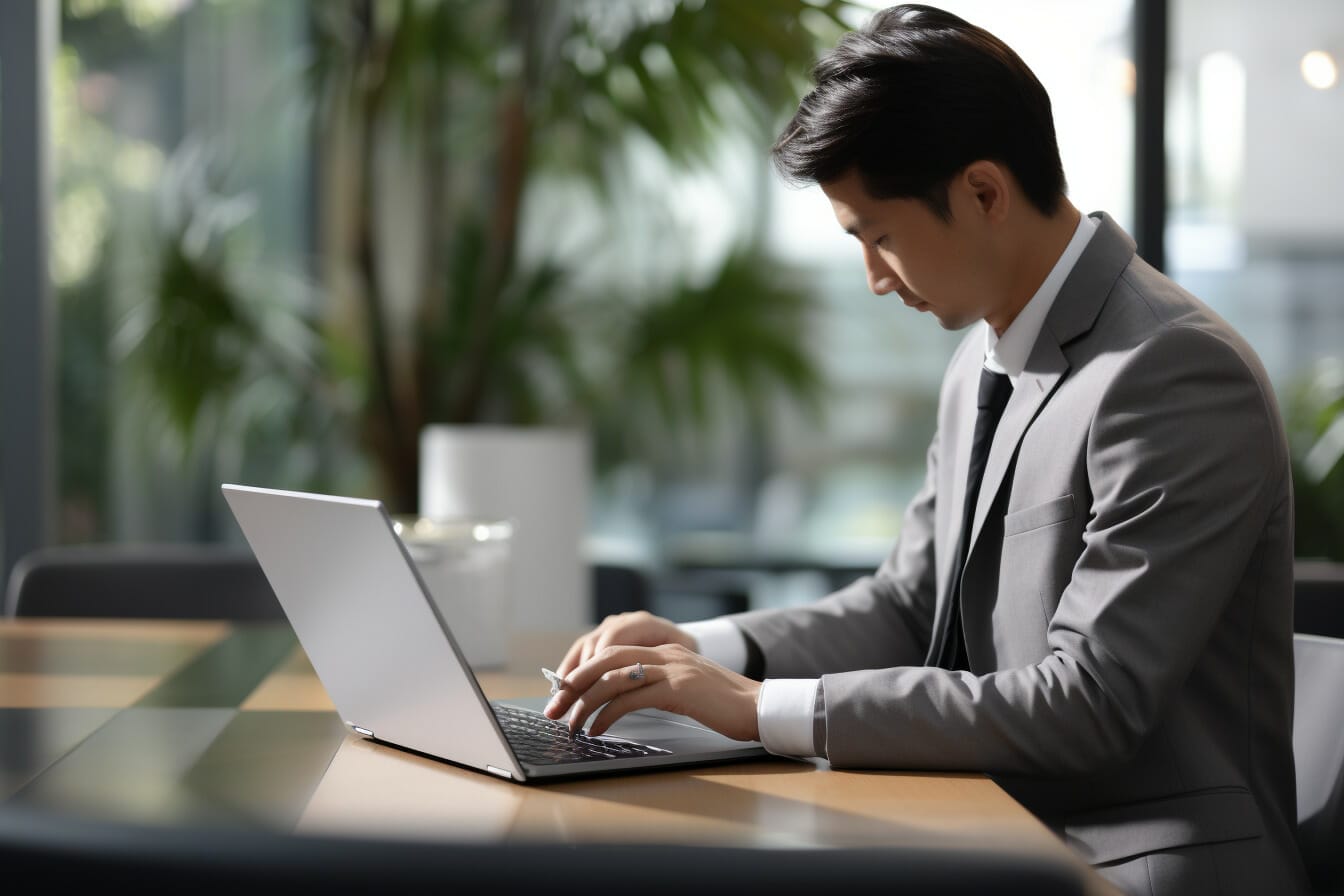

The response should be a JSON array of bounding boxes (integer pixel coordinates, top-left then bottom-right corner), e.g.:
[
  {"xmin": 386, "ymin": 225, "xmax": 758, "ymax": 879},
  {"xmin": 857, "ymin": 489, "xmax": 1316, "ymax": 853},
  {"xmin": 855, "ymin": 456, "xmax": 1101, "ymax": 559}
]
[{"xmin": 3, "ymin": 0, "xmax": 1344, "ymax": 624}]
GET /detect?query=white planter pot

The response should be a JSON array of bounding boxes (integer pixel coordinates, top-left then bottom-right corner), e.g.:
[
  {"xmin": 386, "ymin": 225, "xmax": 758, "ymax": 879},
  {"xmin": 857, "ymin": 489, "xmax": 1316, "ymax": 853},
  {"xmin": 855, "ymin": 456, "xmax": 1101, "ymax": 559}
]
[
  {"xmin": 394, "ymin": 516, "xmax": 513, "ymax": 669},
  {"xmin": 419, "ymin": 425, "xmax": 590, "ymax": 634}
]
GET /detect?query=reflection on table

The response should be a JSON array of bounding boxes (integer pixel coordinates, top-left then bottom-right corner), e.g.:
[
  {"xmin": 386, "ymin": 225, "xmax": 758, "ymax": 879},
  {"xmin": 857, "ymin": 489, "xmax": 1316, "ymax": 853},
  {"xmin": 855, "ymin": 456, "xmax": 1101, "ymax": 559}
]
[{"xmin": 0, "ymin": 618, "xmax": 1117, "ymax": 895}]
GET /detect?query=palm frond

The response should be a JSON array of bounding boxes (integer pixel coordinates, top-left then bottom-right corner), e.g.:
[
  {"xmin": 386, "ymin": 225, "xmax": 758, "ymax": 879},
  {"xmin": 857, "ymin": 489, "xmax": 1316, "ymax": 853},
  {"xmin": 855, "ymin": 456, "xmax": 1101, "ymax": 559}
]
[
  {"xmin": 608, "ymin": 244, "xmax": 829, "ymax": 454},
  {"xmin": 115, "ymin": 140, "xmax": 324, "ymax": 443},
  {"xmin": 532, "ymin": 0, "xmax": 857, "ymax": 183}
]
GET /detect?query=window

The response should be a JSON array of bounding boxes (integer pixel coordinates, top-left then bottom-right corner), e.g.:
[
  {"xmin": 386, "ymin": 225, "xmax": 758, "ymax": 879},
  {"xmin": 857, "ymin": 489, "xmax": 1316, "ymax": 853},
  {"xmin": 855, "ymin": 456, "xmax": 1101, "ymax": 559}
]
[
  {"xmin": 1168, "ymin": 0, "xmax": 1344, "ymax": 557},
  {"xmin": 55, "ymin": 0, "xmax": 318, "ymax": 545}
]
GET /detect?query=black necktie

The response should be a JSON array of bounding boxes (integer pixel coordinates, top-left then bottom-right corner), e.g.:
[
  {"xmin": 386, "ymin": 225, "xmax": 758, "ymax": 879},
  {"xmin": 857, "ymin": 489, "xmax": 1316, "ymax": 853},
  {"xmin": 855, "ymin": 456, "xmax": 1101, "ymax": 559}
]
[{"xmin": 938, "ymin": 367, "xmax": 1014, "ymax": 671}]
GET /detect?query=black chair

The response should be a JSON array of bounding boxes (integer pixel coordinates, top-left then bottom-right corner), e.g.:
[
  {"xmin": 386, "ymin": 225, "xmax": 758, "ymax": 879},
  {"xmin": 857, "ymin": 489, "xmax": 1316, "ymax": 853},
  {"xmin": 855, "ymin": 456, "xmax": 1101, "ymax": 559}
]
[
  {"xmin": 591, "ymin": 562, "xmax": 653, "ymax": 620},
  {"xmin": 0, "ymin": 805, "xmax": 1086, "ymax": 895},
  {"xmin": 4, "ymin": 544, "xmax": 284, "ymax": 620},
  {"xmin": 651, "ymin": 568, "xmax": 753, "ymax": 622},
  {"xmin": 1294, "ymin": 632, "xmax": 1344, "ymax": 894},
  {"xmin": 1295, "ymin": 560, "xmax": 1344, "ymax": 640}
]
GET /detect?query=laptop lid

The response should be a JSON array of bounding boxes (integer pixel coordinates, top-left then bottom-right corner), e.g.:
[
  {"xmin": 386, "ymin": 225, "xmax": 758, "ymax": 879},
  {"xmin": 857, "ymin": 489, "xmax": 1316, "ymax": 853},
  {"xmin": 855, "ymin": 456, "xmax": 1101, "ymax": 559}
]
[
  {"xmin": 221, "ymin": 484, "xmax": 772, "ymax": 784},
  {"xmin": 222, "ymin": 484, "xmax": 524, "ymax": 781}
]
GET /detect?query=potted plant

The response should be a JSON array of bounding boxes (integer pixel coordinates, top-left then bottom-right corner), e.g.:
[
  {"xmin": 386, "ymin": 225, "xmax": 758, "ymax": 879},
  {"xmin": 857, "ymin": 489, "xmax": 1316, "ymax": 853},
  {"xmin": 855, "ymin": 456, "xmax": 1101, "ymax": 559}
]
[
  {"xmin": 123, "ymin": 0, "xmax": 854, "ymax": 628},
  {"xmin": 304, "ymin": 0, "xmax": 848, "ymax": 626},
  {"xmin": 1286, "ymin": 357, "xmax": 1344, "ymax": 561}
]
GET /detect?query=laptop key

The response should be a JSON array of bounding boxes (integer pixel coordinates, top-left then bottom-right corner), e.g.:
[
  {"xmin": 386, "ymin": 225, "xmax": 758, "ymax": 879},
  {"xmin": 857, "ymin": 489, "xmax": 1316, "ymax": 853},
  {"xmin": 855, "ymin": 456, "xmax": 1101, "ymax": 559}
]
[{"xmin": 493, "ymin": 704, "xmax": 670, "ymax": 765}]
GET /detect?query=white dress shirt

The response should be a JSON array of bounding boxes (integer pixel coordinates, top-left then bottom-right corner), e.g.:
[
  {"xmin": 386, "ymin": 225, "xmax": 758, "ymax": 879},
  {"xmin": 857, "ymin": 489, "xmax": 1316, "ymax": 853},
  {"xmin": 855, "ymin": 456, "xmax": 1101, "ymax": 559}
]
[{"xmin": 683, "ymin": 212, "xmax": 1099, "ymax": 758}]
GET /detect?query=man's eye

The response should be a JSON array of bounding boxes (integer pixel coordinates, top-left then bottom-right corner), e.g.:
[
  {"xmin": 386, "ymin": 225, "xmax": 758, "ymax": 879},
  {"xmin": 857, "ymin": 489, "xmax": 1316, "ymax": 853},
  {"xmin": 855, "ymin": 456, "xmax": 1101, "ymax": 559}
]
[{"xmin": 874, "ymin": 235, "xmax": 889, "ymax": 248}]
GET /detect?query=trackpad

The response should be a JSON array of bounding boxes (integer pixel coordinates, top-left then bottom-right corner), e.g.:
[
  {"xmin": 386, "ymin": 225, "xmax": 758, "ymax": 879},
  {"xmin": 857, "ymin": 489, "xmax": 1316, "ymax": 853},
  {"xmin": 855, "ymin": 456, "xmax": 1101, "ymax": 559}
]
[{"xmin": 606, "ymin": 708, "xmax": 746, "ymax": 751}]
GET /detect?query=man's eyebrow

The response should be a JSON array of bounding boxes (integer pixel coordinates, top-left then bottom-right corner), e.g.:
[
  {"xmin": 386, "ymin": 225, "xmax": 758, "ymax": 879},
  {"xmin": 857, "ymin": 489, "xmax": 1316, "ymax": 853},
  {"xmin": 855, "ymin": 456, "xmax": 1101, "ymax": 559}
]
[{"xmin": 843, "ymin": 219, "xmax": 873, "ymax": 241}]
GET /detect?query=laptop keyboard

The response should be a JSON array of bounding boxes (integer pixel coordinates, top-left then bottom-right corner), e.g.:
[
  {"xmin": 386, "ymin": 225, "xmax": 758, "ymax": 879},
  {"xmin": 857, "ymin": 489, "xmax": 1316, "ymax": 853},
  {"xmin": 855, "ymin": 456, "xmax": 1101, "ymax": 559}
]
[{"xmin": 493, "ymin": 704, "xmax": 671, "ymax": 765}]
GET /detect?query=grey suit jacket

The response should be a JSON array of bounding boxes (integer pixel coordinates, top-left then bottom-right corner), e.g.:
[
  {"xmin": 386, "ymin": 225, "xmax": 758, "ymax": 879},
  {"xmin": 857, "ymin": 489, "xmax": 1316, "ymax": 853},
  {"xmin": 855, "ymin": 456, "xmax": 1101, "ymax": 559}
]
[{"xmin": 731, "ymin": 214, "xmax": 1308, "ymax": 891}]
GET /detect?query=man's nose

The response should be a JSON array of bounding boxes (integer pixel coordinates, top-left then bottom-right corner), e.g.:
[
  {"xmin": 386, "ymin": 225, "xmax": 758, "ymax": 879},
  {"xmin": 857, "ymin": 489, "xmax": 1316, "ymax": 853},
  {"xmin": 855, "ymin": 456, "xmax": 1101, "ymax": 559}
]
[{"xmin": 861, "ymin": 244, "xmax": 899, "ymax": 295}]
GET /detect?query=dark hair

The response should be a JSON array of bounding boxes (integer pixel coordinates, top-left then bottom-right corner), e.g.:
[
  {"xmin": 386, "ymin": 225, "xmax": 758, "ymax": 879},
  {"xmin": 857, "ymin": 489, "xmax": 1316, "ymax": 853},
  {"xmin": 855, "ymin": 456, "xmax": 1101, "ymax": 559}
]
[{"xmin": 772, "ymin": 4, "xmax": 1066, "ymax": 219}]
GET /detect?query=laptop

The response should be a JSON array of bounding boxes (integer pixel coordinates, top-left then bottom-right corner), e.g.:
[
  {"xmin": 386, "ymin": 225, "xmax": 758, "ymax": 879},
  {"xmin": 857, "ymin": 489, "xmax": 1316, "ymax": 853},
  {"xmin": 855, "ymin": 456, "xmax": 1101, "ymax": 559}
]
[{"xmin": 221, "ymin": 484, "xmax": 773, "ymax": 783}]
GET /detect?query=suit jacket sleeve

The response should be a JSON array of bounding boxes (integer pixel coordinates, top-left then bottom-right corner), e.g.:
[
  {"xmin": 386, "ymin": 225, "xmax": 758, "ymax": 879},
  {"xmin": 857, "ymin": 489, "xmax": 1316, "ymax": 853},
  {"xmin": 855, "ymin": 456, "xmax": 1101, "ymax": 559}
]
[
  {"xmin": 727, "ymin": 428, "xmax": 941, "ymax": 678},
  {"xmin": 759, "ymin": 324, "xmax": 1287, "ymax": 775}
]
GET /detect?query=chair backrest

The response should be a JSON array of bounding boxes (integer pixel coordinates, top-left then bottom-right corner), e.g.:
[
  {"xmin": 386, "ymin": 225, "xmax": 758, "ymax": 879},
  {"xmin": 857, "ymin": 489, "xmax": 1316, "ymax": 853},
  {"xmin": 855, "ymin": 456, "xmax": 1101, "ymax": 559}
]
[
  {"xmin": 0, "ymin": 805, "xmax": 1086, "ymax": 895},
  {"xmin": 1295, "ymin": 560, "xmax": 1344, "ymax": 639},
  {"xmin": 1294, "ymin": 632, "xmax": 1344, "ymax": 891},
  {"xmin": 591, "ymin": 562, "xmax": 652, "ymax": 620},
  {"xmin": 4, "ymin": 544, "xmax": 284, "ymax": 620}
]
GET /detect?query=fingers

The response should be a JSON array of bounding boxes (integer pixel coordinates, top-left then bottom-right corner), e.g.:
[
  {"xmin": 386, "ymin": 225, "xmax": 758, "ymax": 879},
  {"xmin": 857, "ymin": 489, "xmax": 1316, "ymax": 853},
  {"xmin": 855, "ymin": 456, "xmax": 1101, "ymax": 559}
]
[
  {"xmin": 569, "ymin": 645, "xmax": 665, "ymax": 692},
  {"xmin": 587, "ymin": 628, "xmax": 618, "ymax": 666},
  {"xmin": 545, "ymin": 644, "xmax": 666, "ymax": 722},
  {"xmin": 555, "ymin": 611, "xmax": 685, "ymax": 680},
  {"xmin": 587, "ymin": 679, "xmax": 673, "ymax": 737},
  {"xmin": 556, "ymin": 632, "xmax": 592, "ymax": 680},
  {"xmin": 564, "ymin": 661, "xmax": 664, "ymax": 735},
  {"xmin": 549, "ymin": 645, "xmax": 761, "ymax": 745},
  {"xmin": 557, "ymin": 621, "xmax": 616, "ymax": 679},
  {"xmin": 555, "ymin": 612, "xmax": 638, "ymax": 678}
]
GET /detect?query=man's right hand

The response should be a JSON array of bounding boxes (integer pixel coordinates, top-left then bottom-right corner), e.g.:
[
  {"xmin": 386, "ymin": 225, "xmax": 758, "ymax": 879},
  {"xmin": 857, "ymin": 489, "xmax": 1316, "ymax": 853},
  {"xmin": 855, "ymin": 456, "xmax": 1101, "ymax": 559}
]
[{"xmin": 554, "ymin": 611, "xmax": 697, "ymax": 680}]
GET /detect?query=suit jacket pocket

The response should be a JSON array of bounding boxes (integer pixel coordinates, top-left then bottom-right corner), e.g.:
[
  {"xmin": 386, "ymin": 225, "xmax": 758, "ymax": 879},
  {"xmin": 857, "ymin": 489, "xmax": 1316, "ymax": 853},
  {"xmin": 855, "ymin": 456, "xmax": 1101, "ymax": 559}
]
[{"xmin": 1003, "ymin": 494, "xmax": 1075, "ymax": 538}]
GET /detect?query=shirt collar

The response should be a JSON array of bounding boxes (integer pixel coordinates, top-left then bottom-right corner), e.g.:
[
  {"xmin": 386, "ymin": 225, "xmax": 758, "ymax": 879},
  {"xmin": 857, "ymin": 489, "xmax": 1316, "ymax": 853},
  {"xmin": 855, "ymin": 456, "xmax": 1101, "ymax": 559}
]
[{"xmin": 984, "ymin": 213, "xmax": 1099, "ymax": 382}]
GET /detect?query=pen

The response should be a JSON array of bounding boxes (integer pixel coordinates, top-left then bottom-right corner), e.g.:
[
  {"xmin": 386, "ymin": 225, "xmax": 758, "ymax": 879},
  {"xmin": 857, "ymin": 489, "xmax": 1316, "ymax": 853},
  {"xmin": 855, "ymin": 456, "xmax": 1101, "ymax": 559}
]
[
  {"xmin": 542, "ymin": 668, "xmax": 580, "ymax": 739},
  {"xmin": 541, "ymin": 667, "xmax": 564, "ymax": 696}
]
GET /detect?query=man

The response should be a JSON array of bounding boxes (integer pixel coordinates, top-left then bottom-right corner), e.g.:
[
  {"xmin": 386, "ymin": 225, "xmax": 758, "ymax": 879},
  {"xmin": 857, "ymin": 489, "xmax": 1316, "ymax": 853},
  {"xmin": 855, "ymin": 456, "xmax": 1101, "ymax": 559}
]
[{"xmin": 544, "ymin": 6, "xmax": 1308, "ymax": 894}]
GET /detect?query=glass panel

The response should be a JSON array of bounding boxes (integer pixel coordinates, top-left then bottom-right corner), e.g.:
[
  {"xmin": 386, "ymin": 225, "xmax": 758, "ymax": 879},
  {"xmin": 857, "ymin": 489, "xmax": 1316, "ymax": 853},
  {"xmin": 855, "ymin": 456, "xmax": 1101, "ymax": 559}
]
[
  {"xmin": 1168, "ymin": 0, "xmax": 1344, "ymax": 558},
  {"xmin": 55, "ymin": 0, "xmax": 322, "ymax": 545}
]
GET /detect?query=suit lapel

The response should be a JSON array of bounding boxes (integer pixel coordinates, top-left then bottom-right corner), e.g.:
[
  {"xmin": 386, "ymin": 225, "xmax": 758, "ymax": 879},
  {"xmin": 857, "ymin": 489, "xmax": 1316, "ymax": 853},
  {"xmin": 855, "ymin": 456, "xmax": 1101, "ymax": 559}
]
[
  {"xmin": 927, "ymin": 213, "xmax": 1136, "ymax": 666},
  {"xmin": 960, "ymin": 213, "xmax": 1137, "ymax": 596},
  {"xmin": 968, "ymin": 340, "xmax": 1069, "ymax": 551}
]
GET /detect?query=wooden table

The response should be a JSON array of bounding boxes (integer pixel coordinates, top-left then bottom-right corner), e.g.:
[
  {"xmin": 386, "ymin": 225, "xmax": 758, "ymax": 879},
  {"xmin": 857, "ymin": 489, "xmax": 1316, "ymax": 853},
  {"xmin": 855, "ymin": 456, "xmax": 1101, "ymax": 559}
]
[{"xmin": 0, "ymin": 618, "xmax": 1117, "ymax": 894}]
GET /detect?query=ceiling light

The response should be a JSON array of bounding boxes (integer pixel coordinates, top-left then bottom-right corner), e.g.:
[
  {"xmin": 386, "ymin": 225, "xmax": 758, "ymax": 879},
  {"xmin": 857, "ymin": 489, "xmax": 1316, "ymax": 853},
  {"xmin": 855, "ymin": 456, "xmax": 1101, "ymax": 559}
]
[{"xmin": 1301, "ymin": 50, "xmax": 1339, "ymax": 90}]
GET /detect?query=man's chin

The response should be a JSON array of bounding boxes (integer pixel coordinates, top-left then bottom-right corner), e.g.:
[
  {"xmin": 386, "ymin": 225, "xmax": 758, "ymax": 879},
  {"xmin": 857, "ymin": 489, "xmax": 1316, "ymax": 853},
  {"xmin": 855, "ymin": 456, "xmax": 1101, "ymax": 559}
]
[{"xmin": 929, "ymin": 310, "xmax": 978, "ymax": 331}]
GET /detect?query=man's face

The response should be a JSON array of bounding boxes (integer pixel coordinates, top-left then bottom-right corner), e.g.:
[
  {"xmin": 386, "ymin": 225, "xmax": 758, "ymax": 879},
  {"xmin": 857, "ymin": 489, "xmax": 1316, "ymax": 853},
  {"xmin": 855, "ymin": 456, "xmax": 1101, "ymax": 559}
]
[{"xmin": 820, "ymin": 168, "xmax": 993, "ymax": 331}]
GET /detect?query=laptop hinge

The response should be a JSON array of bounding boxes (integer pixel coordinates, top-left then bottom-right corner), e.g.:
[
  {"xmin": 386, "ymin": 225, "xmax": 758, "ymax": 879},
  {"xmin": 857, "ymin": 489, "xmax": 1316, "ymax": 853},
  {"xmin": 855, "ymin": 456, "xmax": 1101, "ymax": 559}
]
[
  {"xmin": 486, "ymin": 765, "xmax": 513, "ymax": 780},
  {"xmin": 350, "ymin": 724, "xmax": 374, "ymax": 738}
]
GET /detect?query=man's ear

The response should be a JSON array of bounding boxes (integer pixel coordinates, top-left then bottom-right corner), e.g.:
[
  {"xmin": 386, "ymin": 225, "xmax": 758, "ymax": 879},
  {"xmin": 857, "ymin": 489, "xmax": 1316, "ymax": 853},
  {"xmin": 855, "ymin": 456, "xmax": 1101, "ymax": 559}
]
[{"xmin": 962, "ymin": 160, "xmax": 1011, "ymax": 223}]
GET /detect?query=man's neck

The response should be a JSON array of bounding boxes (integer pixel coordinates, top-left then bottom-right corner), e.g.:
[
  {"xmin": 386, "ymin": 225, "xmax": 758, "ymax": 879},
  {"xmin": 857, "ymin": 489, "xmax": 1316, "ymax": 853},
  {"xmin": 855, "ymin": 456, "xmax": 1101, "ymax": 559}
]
[{"xmin": 985, "ymin": 201, "xmax": 1083, "ymax": 336}]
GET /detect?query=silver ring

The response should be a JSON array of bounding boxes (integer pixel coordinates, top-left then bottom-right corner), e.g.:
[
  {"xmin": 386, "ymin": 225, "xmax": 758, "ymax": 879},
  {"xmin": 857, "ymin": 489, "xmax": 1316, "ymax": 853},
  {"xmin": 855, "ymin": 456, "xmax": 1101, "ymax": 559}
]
[{"xmin": 629, "ymin": 662, "xmax": 645, "ymax": 681}]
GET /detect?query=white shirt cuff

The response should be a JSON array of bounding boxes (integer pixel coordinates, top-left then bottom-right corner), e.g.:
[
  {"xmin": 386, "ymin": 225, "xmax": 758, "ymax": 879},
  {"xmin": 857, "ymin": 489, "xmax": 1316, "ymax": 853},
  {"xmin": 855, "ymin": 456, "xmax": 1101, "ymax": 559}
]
[
  {"xmin": 757, "ymin": 678, "xmax": 822, "ymax": 758},
  {"xmin": 680, "ymin": 619, "xmax": 748, "ymax": 674}
]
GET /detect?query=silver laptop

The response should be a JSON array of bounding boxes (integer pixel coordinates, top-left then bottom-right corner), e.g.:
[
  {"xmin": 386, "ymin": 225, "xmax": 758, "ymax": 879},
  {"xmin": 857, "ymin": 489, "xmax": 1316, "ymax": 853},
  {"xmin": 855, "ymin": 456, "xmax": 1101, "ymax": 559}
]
[{"xmin": 221, "ymin": 484, "xmax": 772, "ymax": 782}]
